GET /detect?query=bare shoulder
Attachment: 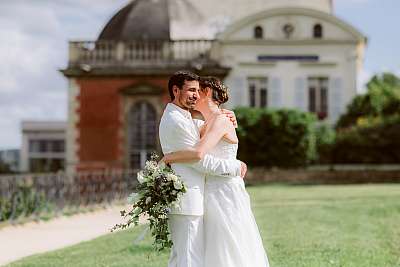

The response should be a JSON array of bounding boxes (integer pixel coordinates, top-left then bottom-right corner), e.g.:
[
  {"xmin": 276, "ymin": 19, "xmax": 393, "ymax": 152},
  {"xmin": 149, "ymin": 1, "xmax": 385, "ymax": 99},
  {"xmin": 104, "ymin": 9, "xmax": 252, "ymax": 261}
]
[{"xmin": 209, "ymin": 113, "xmax": 233, "ymax": 129}]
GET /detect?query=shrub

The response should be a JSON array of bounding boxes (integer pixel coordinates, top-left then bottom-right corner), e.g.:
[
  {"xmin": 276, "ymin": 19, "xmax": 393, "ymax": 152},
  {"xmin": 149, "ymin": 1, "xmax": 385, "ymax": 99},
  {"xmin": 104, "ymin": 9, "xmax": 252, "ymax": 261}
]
[
  {"xmin": 330, "ymin": 115, "xmax": 400, "ymax": 163},
  {"xmin": 234, "ymin": 107, "xmax": 317, "ymax": 168},
  {"xmin": 314, "ymin": 123, "xmax": 336, "ymax": 164},
  {"xmin": 0, "ymin": 184, "xmax": 47, "ymax": 221}
]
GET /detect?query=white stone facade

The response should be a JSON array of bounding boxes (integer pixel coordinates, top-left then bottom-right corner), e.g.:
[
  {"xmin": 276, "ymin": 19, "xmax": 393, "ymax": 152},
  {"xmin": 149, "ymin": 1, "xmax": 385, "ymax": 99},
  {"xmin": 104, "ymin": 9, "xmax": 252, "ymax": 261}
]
[
  {"xmin": 20, "ymin": 121, "xmax": 66, "ymax": 173},
  {"xmin": 211, "ymin": 7, "xmax": 366, "ymax": 124},
  {"xmin": 65, "ymin": 79, "xmax": 80, "ymax": 175},
  {"xmin": 170, "ymin": 0, "xmax": 333, "ymax": 39}
]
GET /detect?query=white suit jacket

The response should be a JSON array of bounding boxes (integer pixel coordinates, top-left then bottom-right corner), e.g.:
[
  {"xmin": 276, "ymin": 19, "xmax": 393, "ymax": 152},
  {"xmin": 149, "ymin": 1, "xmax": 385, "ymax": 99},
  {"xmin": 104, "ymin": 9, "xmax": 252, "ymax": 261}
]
[{"xmin": 159, "ymin": 103, "xmax": 241, "ymax": 216}]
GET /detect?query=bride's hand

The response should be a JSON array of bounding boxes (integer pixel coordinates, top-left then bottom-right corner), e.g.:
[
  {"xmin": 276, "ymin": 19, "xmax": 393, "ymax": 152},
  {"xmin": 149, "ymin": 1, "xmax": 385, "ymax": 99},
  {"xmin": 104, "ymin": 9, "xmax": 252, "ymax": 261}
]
[
  {"xmin": 160, "ymin": 154, "xmax": 172, "ymax": 165},
  {"xmin": 220, "ymin": 109, "xmax": 238, "ymax": 128}
]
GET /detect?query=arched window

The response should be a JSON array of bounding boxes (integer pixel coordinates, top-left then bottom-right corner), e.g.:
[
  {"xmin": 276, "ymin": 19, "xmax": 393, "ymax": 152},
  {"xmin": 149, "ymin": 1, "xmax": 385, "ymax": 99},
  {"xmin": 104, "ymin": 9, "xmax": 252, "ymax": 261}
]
[
  {"xmin": 254, "ymin": 25, "xmax": 263, "ymax": 39},
  {"xmin": 313, "ymin": 24, "xmax": 323, "ymax": 38},
  {"xmin": 127, "ymin": 101, "xmax": 157, "ymax": 169}
]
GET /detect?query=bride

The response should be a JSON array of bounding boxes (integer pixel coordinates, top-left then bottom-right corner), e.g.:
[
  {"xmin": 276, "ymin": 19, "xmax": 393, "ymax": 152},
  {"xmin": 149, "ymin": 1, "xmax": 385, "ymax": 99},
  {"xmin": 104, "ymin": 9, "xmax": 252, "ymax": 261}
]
[{"xmin": 161, "ymin": 77, "xmax": 270, "ymax": 267}]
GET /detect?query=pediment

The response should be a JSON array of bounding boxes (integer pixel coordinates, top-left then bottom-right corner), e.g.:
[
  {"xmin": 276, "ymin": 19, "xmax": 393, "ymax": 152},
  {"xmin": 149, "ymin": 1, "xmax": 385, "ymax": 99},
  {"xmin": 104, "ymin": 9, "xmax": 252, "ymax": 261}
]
[{"xmin": 218, "ymin": 7, "xmax": 366, "ymax": 43}]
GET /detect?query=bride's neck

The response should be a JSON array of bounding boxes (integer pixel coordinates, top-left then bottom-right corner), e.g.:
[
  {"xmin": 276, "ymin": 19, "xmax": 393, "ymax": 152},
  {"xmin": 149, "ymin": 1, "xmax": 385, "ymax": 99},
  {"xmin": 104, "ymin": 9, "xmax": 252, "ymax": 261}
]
[{"xmin": 198, "ymin": 100, "xmax": 220, "ymax": 121}]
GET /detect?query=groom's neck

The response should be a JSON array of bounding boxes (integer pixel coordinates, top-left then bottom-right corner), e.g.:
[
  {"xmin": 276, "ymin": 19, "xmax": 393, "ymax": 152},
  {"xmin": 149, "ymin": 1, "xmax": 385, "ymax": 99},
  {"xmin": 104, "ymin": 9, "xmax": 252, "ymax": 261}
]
[{"xmin": 171, "ymin": 100, "xmax": 190, "ymax": 111}]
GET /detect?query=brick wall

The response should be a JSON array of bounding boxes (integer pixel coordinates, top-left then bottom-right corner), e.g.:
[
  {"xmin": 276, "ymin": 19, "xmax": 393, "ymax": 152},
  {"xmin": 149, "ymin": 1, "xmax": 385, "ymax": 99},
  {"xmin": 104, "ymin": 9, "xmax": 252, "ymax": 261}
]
[{"xmin": 75, "ymin": 76, "xmax": 170, "ymax": 171}]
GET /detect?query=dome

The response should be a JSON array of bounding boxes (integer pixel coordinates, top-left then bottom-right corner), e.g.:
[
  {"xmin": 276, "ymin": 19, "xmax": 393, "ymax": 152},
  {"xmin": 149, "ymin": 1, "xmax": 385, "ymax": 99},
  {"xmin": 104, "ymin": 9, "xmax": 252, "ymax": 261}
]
[{"xmin": 98, "ymin": 0, "xmax": 170, "ymax": 41}]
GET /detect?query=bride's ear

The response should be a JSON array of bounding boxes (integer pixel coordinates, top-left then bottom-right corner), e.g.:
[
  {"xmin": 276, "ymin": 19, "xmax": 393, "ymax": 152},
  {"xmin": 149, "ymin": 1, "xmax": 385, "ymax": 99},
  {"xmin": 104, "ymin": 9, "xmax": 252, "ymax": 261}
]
[{"xmin": 206, "ymin": 87, "xmax": 212, "ymax": 97}]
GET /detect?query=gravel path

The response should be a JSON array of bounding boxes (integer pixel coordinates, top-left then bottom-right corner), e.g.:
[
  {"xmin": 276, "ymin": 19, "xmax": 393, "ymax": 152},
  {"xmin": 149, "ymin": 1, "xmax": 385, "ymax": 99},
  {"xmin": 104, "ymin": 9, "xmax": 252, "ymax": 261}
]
[{"xmin": 0, "ymin": 205, "xmax": 132, "ymax": 266}]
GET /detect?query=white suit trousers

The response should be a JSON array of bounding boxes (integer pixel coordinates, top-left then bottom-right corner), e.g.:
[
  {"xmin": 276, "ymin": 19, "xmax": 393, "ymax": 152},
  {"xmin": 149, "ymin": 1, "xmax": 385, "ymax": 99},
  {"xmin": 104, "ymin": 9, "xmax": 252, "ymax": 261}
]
[{"xmin": 168, "ymin": 214, "xmax": 204, "ymax": 267}]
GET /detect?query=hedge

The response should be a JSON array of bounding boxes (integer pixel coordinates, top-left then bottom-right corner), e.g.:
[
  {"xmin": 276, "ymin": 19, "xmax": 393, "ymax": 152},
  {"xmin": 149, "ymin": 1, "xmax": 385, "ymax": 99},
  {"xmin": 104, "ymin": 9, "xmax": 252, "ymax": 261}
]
[{"xmin": 234, "ymin": 107, "xmax": 317, "ymax": 168}]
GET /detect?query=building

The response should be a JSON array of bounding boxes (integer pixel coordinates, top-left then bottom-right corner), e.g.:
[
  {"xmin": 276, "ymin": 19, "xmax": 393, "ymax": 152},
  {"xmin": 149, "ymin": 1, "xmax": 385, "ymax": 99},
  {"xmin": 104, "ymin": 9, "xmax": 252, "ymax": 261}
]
[
  {"xmin": 0, "ymin": 149, "xmax": 20, "ymax": 173},
  {"xmin": 61, "ymin": 0, "xmax": 366, "ymax": 173},
  {"xmin": 20, "ymin": 121, "xmax": 66, "ymax": 173}
]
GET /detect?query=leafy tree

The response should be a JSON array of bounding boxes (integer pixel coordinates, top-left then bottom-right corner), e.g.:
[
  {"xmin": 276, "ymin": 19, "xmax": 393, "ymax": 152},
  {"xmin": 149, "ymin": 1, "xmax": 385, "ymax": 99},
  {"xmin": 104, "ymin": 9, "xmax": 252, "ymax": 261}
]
[{"xmin": 336, "ymin": 72, "xmax": 400, "ymax": 129}]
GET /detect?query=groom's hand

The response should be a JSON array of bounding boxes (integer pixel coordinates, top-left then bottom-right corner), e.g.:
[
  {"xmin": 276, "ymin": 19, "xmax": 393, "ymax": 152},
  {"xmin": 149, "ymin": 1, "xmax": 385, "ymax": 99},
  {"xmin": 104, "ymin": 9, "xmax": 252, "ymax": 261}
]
[
  {"xmin": 221, "ymin": 109, "xmax": 238, "ymax": 128},
  {"xmin": 240, "ymin": 161, "xmax": 247, "ymax": 178}
]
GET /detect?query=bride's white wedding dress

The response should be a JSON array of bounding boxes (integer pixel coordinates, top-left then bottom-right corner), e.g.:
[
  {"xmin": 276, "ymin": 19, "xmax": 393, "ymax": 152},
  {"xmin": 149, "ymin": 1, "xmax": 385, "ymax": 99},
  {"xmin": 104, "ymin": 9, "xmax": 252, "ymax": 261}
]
[{"xmin": 204, "ymin": 139, "xmax": 270, "ymax": 267}]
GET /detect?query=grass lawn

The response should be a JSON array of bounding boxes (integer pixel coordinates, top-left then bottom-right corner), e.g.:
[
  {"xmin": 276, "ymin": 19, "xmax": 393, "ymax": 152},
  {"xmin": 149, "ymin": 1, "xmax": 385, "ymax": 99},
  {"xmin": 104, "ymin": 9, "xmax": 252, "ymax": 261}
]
[{"xmin": 6, "ymin": 184, "xmax": 400, "ymax": 267}]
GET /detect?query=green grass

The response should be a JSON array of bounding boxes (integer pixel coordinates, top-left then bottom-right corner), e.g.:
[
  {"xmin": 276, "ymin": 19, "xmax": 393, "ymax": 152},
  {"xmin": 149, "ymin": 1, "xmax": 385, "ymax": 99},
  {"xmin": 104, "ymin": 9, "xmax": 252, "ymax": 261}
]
[{"xmin": 6, "ymin": 184, "xmax": 400, "ymax": 267}]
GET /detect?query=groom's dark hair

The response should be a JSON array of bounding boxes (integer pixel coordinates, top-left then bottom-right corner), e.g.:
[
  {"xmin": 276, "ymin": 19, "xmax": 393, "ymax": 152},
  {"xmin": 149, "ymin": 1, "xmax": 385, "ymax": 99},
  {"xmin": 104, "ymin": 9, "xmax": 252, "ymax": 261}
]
[{"xmin": 168, "ymin": 71, "xmax": 199, "ymax": 101}]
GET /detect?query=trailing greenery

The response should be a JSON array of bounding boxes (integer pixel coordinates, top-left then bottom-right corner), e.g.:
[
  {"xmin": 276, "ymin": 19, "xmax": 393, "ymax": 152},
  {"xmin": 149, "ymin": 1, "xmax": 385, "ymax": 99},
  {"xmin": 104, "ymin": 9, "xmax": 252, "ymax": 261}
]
[
  {"xmin": 234, "ymin": 107, "xmax": 317, "ymax": 168},
  {"xmin": 111, "ymin": 155, "xmax": 187, "ymax": 251},
  {"xmin": 7, "ymin": 184, "xmax": 400, "ymax": 267}
]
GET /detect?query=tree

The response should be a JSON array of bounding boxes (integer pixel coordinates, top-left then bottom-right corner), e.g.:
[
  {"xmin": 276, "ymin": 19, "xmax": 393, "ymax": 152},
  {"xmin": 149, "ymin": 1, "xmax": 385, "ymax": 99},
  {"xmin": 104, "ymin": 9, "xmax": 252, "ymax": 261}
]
[{"xmin": 336, "ymin": 72, "xmax": 400, "ymax": 129}]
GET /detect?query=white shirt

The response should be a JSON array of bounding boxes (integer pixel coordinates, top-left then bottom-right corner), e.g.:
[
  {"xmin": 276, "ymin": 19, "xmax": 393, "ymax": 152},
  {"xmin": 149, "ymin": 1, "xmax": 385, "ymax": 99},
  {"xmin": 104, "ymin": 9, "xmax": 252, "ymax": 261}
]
[{"xmin": 159, "ymin": 103, "xmax": 242, "ymax": 216}]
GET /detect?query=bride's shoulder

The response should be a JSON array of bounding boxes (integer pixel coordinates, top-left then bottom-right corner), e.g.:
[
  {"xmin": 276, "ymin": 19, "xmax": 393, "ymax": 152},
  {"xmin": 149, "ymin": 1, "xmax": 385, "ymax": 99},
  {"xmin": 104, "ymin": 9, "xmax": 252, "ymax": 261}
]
[{"xmin": 210, "ymin": 113, "xmax": 231, "ymax": 128}]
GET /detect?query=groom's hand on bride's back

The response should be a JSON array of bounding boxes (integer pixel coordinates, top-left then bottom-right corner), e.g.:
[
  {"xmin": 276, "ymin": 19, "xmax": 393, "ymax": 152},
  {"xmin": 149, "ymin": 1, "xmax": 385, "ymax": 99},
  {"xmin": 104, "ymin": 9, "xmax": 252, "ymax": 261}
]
[
  {"xmin": 221, "ymin": 109, "xmax": 238, "ymax": 128},
  {"xmin": 240, "ymin": 161, "xmax": 247, "ymax": 178}
]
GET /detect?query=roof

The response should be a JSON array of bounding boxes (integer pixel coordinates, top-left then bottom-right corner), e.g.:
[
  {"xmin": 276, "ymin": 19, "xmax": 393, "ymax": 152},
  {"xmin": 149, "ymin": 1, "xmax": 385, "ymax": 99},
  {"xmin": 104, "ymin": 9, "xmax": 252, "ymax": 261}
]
[{"xmin": 98, "ymin": 0, "xmax": 170, "ymax": 41}]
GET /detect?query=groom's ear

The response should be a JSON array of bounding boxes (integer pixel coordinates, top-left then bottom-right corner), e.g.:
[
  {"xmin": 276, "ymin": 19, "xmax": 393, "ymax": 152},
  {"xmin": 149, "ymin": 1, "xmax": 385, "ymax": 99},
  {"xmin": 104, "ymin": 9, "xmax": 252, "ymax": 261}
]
[{"xmin": 172, "ymin": 85, "xmax": 180, "ymax": 97}]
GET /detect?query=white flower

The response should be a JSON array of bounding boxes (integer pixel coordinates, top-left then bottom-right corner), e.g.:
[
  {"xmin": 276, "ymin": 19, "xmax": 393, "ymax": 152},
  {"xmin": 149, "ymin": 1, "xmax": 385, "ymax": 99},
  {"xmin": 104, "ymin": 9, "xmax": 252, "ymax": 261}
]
[
  {"xmin": 158, "ymin": 161, "xmax": 166, "ymax": 169},
  {"xmin": 145, "ymin": 160, "xmax": 157, "ymax": 172},
  {"xmin": 167, "ymin": 173, "xmax": 178, "ymax": 182},
  {"xmin": 145, "ymin": 197, "xmax": 152, "ymax": 204},
  {"xmin": 127, "ymin": 193, "xmax": 139, "ymax": 204},
  {"xmin": 166, "ymin": 173, "xmax": 173, "ymax": 181},
  {"xmin": 151, "ymin": 168, "xmax": 161, "ymax": 178},
  {"xmin": 173, "ymin": 180, "xmax": 183, "ymax": 190},
  {"xmin": 137, "ymin": 171, "xmax": 145, "ymax": 184}
]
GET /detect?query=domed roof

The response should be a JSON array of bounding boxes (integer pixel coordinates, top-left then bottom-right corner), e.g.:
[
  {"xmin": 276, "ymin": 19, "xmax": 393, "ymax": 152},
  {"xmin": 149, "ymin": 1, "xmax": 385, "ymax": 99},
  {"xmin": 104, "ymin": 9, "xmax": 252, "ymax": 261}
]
[{"xmin": 98, "ymin": 0, "xmax": 170, "ymax": 41}]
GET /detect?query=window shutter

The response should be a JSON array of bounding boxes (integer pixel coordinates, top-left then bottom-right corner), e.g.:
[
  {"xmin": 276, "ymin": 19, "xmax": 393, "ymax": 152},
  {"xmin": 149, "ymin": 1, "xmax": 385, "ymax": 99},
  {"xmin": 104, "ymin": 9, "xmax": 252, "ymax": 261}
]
[
  {"xmin": 270, "ymin": 77, "xmax": 281, "ymax": 108},
  {"xmin": 226, "ymin": 76, "xmax": 246, "ymax": 107},
  {"xmin": 329, "ymin": 77, "xmax": 342, "ymax": 122},
  {"xmin": 294, "ymin": 77, "xmax": 307, "ymax": 111}
]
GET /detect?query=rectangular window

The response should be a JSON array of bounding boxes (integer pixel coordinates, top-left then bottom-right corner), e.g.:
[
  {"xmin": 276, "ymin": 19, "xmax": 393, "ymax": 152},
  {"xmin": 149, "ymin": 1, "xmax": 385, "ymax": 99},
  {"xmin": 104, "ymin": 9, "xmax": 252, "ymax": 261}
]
[
  {"xmin": 249, "ymin": 84, "xmax": 256, "ymax": 107},
  {"xmin": 308, "ymin": 77, "xmax": 329, "ymax": 120},
  {"xmin": 39, "ymin": 140, "xmax": 48, "ymax": 152},
  {"xmin": 248, "ymin": 77, "xmax": 268, "ymax": 108},
  {"xmin": 51, "ymin": 140, "xmax": 65, "ymax": 153},
  {"xmin": 309, "ymin": 87, "xmax": 316, "ymax": 112},
  {"xmin": 29, "ymin": 140, "xmax": 40, "ymax": 153},
  {"xmin": 260, "ymin": 89, "xmax": 267, "ymax": 108},
  {"xmin": 29, "ymin": 158, "xmax": 47, "ymax": 172}
]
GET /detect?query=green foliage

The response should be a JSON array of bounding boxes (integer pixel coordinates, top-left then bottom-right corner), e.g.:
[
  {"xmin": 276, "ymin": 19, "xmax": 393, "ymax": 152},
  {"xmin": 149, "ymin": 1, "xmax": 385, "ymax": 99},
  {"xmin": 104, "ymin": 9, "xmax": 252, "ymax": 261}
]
[
  {"xmin": 313, "ymin": 123, "xmax": 336, "ymax": 164},
  {"xmin": 235, "ymin": 107, "xmax": 317, "ymax": 168},
  {"xmin": 8, "ymin": 185, "xmax": 400, "ymax": 267},
  {"xmin": 330, "ymin": 114, "xmax": 400, "ymax": 163},
  {"xmin": 0, "ymin": 184, "xmax": 47, "ymax": 221},
  {"xmin": 112, "ymin": 154, "xmax": 186, "ymax": 252},
  {"xmin": 336, "ymin": 72, "xmax": 400, "ymax": 129}
]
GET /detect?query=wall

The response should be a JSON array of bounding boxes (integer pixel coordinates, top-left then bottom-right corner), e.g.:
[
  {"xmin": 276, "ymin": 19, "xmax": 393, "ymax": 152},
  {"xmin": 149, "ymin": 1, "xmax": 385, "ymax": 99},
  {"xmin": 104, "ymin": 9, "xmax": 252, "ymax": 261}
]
[{"xmin": 68, "ymin": 76, "xmax": 170, "ymax": 172}]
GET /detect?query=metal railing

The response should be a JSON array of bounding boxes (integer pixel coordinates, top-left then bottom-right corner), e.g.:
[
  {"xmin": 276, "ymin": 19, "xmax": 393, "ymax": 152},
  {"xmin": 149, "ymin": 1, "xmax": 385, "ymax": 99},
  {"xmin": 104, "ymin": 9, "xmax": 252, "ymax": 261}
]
[
  {"xmin": 0, "ymin": 169, "xmax": 137, "ymax": 224},
  {"xmin": 68, "ymin": 40, "xmax": 216, "ymax": 66}
]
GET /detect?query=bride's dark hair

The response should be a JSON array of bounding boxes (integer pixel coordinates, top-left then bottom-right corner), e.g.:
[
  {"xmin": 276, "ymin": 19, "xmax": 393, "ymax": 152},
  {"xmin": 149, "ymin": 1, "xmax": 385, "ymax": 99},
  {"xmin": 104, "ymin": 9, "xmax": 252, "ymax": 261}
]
[{"xmin": 199, "ymin": 76, "xmax": 229, "ymax": 106}]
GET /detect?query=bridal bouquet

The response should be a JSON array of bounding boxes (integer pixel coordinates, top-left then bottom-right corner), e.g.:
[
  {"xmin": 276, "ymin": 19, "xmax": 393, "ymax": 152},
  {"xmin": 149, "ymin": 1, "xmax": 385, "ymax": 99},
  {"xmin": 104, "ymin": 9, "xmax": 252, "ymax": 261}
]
[{"xmin": 111, "ymin": 153, "xmax": 186, "ymax": 251}]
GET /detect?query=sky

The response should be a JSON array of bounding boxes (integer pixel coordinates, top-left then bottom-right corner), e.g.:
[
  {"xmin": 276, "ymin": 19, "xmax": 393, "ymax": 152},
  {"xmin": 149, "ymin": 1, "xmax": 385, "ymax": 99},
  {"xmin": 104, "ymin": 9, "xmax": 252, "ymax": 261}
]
[{"xmin": 0, "ymin": 0, "xmax": 399, "ymax": 150}]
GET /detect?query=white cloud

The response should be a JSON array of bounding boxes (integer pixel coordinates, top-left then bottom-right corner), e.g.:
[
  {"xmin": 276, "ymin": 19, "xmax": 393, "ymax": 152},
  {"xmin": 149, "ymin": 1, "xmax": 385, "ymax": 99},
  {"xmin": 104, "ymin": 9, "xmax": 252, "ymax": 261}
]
[{"xmin": 0, "ymin": 0, "xmax": 128, "ymax": 149}]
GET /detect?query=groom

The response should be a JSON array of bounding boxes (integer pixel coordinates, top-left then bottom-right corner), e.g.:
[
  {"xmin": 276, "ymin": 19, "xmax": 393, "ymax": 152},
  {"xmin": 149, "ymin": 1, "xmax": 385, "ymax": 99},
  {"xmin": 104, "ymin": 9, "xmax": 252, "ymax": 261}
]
[{"xmin": 159, "ymin": 71, "xmax": 246, "ymax": 267}]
